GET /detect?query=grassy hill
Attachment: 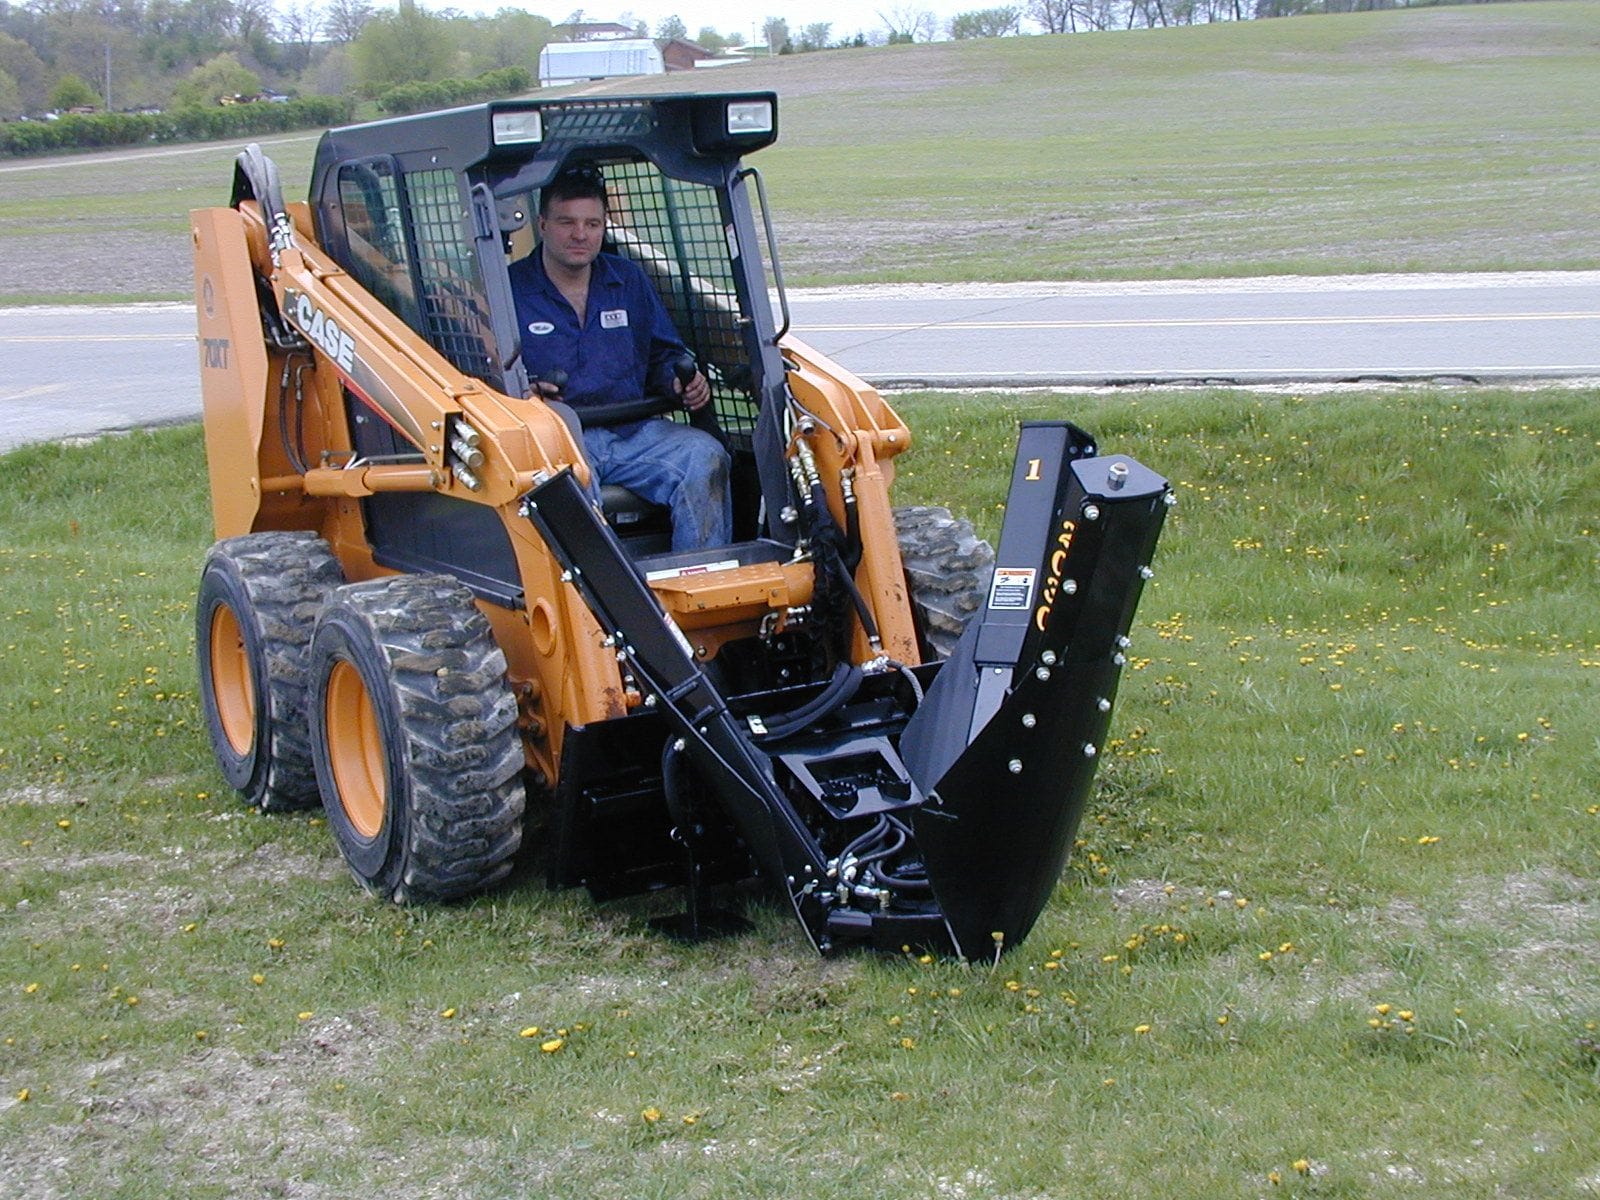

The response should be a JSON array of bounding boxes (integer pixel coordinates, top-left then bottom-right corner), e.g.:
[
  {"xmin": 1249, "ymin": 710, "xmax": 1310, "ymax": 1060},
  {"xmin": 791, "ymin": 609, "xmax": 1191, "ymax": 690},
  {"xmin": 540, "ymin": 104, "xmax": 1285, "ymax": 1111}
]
[{"xmin": 1, "ymin": 1, "xmax": 1598, "ymax": 297}]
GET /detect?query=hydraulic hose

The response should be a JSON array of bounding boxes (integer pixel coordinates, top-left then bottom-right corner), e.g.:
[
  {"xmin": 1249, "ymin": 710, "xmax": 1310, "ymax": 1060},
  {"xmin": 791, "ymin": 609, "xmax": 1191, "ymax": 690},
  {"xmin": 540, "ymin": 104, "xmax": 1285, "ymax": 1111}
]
[{"xmin": 754, "ymin": 661, "xmax": 864, "ymax": 743}]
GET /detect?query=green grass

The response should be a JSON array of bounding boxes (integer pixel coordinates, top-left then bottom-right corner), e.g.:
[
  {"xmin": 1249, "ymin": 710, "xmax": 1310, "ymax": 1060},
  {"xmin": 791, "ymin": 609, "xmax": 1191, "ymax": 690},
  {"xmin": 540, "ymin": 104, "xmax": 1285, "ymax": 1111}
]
[
  {"xmin": 4, "ymin": 3, "xmax": 1600, "ymax": 298},
  {"xmin": 2, "ymin": 390, "xmax": 1597, "ymax": 1196}
]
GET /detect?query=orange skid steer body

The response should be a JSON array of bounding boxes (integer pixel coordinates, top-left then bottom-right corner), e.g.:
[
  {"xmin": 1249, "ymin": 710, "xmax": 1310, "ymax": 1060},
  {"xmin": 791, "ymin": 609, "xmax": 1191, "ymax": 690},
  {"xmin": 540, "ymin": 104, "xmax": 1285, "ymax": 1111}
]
[{"xmin": 191, "ymin": 92, "xmax": 1170, "ymax": 957}]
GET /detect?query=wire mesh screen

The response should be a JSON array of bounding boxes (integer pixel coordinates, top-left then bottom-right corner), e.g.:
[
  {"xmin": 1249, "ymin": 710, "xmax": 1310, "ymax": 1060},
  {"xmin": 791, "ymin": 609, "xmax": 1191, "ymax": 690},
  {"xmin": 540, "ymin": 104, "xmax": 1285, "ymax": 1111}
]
[
  {"xmin": 403, "ymin": 167, "xmax": 497, "ymax": 383},
  {"xmin": 336, "ymin": 161, "xmax": 424, "ymax": 332},
  {"xmin": 592, "ymin": 159, "xmax": 759, "ymax": 439}
]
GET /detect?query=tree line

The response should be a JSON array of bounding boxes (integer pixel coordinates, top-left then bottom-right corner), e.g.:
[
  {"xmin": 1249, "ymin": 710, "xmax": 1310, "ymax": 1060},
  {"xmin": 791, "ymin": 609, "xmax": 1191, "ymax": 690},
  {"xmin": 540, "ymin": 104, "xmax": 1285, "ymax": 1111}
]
[{"xmin": 0, "ymin": 0, "xmax": 1522, "ymax": 125}]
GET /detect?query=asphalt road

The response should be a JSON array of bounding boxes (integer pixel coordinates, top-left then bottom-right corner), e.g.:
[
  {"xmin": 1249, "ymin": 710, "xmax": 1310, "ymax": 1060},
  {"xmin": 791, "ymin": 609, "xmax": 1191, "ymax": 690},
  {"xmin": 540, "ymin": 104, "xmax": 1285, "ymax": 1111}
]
[{"xmin": 3, "ymin": 271, "xmax": 1597, "ymax": 452}]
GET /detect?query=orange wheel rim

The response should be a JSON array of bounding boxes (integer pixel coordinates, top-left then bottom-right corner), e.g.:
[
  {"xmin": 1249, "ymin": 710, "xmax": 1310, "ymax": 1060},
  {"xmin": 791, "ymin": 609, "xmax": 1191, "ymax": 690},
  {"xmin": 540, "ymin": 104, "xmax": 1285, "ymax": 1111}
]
[
  {"xmin": 209, "ymin": 605, "xmax": 255, "ymax": 756},
  {"xmin": 325, "ymin": 659, "xmax": 387, "ymax": 839}
]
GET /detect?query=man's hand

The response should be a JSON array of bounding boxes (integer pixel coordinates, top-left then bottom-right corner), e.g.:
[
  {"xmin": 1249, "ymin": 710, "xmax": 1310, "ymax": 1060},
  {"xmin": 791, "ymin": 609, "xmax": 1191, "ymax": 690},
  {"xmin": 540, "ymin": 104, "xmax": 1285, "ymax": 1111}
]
[
  {"xmin": 528, "ymin": 379, "xmax": 563, "ymax": 399},
  {"xmin": 677, "ymin": 370, "xmax": 711, "ymax": 411}
]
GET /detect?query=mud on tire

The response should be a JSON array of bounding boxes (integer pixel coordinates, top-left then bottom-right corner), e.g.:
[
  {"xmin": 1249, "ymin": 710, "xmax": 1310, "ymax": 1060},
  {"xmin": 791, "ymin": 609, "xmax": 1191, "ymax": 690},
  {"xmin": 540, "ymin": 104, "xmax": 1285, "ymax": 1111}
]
[
  {"xmin": 893, "ymin": 505, "xmax": 995, "ymax": 662},
  {"xmin": 196, "ymin": 531, "xmax": 344, "ymax": 812},
  {"xmin": 307, "ymin": 574, "xmax": 526, "ymax": 903}
]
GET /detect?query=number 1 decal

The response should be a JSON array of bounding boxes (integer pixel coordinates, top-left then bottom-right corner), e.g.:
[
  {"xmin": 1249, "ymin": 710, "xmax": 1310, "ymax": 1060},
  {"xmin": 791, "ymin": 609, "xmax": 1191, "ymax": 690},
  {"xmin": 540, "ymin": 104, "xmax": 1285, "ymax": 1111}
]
[{"xmin": 1025, "ymin": 458, "xmax": 1042, "ymax": 481}]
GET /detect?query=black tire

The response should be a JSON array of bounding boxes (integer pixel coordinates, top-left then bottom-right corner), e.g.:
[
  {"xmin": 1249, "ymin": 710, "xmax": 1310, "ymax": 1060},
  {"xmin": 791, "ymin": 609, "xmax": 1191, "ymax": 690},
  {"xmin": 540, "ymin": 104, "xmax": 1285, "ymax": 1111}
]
[
  {"xmin": 307, "ymin": 574, "xmax": 526, "ymax": 903},
  {"xmin": 195, "ymin": 532, "xmax": 344, "ymax": 812},
  {"xmin": 894, "ymin": 505, "xmax": 995, "ymax": 662}
]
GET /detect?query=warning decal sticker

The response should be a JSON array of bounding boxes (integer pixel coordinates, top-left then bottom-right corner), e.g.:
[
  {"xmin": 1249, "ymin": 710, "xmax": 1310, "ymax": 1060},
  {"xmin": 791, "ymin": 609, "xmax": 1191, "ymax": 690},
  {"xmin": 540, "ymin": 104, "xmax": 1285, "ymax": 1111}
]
[{"xmin": 987, "ymin": 567, "xmax": 1036, "ymax": 610}]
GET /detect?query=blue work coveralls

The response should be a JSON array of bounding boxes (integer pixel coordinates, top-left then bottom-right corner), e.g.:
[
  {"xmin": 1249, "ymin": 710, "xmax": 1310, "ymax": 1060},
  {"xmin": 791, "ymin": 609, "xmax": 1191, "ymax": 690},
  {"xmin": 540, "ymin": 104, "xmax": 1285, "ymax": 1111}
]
[{"xmin": 509, "ymin": 250, "xmax": 731, "ymax": 551}]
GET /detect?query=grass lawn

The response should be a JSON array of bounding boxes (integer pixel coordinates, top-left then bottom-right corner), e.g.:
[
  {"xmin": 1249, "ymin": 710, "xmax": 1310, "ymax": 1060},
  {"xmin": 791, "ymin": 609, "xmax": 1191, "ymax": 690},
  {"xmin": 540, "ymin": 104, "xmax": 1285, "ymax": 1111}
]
[
  {"xmin": 3, "ymin": 2, "xmax": 1600, "ymax": 300},
  {"xmin": 1, "ymin": 386, "xmax": 1596, "ymax": 1196}
]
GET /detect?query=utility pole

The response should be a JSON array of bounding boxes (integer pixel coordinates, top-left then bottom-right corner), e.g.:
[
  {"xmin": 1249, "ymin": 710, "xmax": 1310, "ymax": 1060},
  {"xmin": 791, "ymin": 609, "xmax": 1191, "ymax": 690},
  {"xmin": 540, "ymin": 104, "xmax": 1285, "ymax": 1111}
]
[{"xmin": 104, "ymin": 40, "xmax": 112, "ymax": 111}]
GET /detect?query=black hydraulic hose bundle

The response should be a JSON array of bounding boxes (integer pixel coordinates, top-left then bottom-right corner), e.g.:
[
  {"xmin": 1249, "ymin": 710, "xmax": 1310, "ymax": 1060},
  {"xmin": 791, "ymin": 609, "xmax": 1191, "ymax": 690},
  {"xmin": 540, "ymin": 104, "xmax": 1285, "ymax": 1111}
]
[{"xmin": 753, "ymin": 661, "xmax": 864, "ymax": 743}]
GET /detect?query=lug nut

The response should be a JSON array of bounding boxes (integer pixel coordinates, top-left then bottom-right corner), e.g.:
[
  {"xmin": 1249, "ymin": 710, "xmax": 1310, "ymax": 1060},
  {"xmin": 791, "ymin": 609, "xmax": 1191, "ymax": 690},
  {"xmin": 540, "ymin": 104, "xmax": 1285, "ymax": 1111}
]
[{"xmin": 1008, "ymin": 759, "xmax": 1023, "ymax": 774}]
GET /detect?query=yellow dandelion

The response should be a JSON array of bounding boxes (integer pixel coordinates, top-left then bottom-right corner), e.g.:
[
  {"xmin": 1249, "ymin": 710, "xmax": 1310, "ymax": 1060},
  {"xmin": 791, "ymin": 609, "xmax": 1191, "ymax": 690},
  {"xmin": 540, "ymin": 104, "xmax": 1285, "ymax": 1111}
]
[
  {"xmin": 1235, "ymin": 897, "xmax": 1249, "ymax": 909},
  {"xmin": 125, "ymin": 995, "xmax": 139, "ymax": 1007},
  {"xmin": 440, "ymin": 1007, "xmax": 457, "ymax": 1019},
  {"xmin": 1374, "ymin": 1003, "xmax": 1391, "ymax": 1016},
  {"xmin": 889, "ymin": 1091, "xmax": 909, "ymax": 1101},
  {"xmin": 1293, "ymin": 1159, "xmax": 1311, "ymax": 1176},
  {"xmin": 1268, "ymin": 1170, "xmax": 1282, "ymax": 1186},
  {"xmin": 24, "ymin": 982, "xmax": 39, "ymax": 995},
  {"xmin": 641, "ymin": 1106, "xmax": 662, "ymax": 1124},
  {"xmin": 1367, "ymin": 1018, "xmax": 1383, "ymax": 1029},
  {"xmin": 1134, "ymin": 1023, "xmax": 1151, "ymax": 1034},
  {"xmin": 918, "ymin": 954, "xmax": 933, "ymax": 964},
  {"xmin": 899, "ymin": 1037, "xmax": 916, "ymax": 1050},
  {"xmin": 57, "ymin": 818, "xmax": 71, "ymax": 830},
  {"xmin": 182, "ymin": 922, "xmax": 198, "ymax": 933},
  {"xmin": 681, "ymin": 1113, "xmax": 699, "ymax": 1126},
  {"xmin": 519, "ymin": 1026, "xmax": 541, "ymax": 1038},
  {"xmin": 1398, "ymin": 1010, "xmax": 1414, "ymax": 1022},
  {"xmin": 1258, "ymin": 951, "xmax": 1273, "ymax": 962},
  {"xmin": 250, "ymin": 973, "xmax": 265, "ymax": 986},
  {"xmin": 1279, "ymin": 942, "xmax": 1295, "ymax": 953},
  {"xmin": 194, "ymin": 1030, "xmax": 208, "ymax": 1041},
  {"xmin": 540, "ymin": 1038, "xmax": 564, "ymax": 1053},
  {"xmin": 267, "ymin": 938, "xmax": 285, "ymax": 950},
  {"xmin": 1217, "ymin": 1014, "xmax": 1229, "ymax": 1026},
  {"xmin": 297, "ymin": 1011, "xmax": 313, "ymax": 1022},
  {"xmin": 16, "ymin": 1088, "xmax": 29, "ymax": 1102}
]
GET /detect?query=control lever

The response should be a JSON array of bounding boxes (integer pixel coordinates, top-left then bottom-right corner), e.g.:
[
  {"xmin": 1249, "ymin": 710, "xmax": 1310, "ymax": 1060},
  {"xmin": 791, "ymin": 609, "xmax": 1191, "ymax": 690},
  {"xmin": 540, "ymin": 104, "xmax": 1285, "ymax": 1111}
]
[{"xmin": 671, "ymin": 354, "xmax": 725, "ymax": 446}]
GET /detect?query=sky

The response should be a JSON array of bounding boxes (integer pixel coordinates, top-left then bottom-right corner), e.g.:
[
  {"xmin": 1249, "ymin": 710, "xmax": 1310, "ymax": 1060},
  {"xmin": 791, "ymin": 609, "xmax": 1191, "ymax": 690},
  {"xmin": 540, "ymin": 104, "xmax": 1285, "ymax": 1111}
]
[{"xmin": 446, "ymin": 1, "xmax": 970, "ymax": 43}]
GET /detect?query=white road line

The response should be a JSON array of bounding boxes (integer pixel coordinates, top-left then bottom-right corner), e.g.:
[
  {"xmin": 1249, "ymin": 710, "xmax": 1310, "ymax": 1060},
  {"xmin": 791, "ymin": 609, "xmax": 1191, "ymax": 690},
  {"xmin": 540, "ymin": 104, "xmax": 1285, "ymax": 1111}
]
[
  {"xmin": 0, "ymin": 334, "xmax": 191, "ymax": 343},
  {"xmin": 801, "ymin": 312, "xmax": 1600, "ymax": 333},
  {"xmin": 0, "ymin": 133, "xmax": 317, "ymax": 174},
  {"xmin": 868, "ymin": 366, "xmax": 1600, "ymax": 378},
  {"xmin": 0, "ymin": 384, "xmax": 67, "ymax": 401}
]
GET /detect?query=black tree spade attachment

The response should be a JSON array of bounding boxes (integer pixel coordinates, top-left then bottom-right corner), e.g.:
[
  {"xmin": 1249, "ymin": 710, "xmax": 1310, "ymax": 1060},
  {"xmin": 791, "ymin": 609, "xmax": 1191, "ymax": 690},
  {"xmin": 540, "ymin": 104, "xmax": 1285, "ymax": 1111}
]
[{"xmin": 900, "ymin": 422, "xmax": 1170, "ymax": 959}]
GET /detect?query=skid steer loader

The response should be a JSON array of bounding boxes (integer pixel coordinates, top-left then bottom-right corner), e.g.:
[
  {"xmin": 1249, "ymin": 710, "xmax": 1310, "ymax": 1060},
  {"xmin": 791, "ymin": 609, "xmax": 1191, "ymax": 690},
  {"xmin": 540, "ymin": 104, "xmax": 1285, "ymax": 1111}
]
[{"xmin": 191, "ymin": 91, "xmax": 1171, "ymax": 958}]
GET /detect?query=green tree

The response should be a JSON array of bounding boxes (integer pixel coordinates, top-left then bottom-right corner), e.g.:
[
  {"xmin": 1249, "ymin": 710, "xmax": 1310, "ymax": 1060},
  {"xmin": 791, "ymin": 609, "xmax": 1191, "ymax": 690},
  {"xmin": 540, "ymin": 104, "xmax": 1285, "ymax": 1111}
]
[
  {"xmin": 654, "ymin": 13, "xmax": 686, "ymax": 40},
  {"xmin": 457, "ymin": 9, "xmax": 553, "ymax": 75},
  {"xmin": 170, "ymin": 52, "xmax": 261, "ymax": 107},
  {"xmin": 0, "ymin": 31, "xmax": 48, "ymax": 112},
  {"xmin": 0, "ymin": 66, "xmax": 21, "ymax": 119},
  {"xmin": 949, "ymin": 5, "xmax": 1021, "ymax": 36},
  {"xmin": 50, "ymin": 72, "xmax": 99, "ymax": 110},
  {"xmin": 323, "ymin": 0, "xmax": 376, "ymax": 44},
  {"xmin": 694, "ymin": 26, "xmax": 726, "ymax": 52},
  {"xmin": 797, "ymin": 20, "xmax": 831, "ymax": 49},
  {"xmin": 351, "ymin": 0, "xmax": 454, "ymax": 97},
  {"xmin": 761, "ymin": 15, "xmax": 788, "ymax": 53}
]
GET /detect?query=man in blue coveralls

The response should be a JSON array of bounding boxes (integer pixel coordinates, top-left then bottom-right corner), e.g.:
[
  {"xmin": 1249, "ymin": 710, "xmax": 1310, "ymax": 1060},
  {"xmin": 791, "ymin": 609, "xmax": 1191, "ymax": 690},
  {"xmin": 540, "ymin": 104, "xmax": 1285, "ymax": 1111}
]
[{"xmin": 509, "ymin": 165, "xmax": 732, "ymax": 552}]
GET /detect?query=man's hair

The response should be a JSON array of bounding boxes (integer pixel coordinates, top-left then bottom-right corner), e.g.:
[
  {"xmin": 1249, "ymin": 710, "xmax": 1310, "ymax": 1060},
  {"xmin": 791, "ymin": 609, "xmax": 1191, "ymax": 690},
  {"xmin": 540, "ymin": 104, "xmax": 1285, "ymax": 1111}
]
[{"xmin": 540, "ymin": 164, "xmax": 608, "ymax": 216}]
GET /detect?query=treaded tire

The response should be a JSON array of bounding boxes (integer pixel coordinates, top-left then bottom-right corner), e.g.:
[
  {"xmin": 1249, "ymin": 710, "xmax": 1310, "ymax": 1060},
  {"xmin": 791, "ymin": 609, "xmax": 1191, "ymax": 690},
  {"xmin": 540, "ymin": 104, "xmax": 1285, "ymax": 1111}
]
[
  {"xmin": 893, "ymin": 505, "xmax": 995, "ymax": 662},
  {"xmin": 196, "ymin": 531, "xmax": 344, "ymax": 812},
  {"xmin": 307, "ymin": 574, "xmax": 526, "ymax": 903}
]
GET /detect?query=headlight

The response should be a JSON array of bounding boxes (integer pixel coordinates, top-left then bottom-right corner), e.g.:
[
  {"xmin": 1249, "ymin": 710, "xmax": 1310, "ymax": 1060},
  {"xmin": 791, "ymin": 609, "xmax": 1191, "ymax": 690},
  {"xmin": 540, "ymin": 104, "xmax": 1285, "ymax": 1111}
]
[
  {"xmin": 492, "ymin": 110, "xmax": 543, "ymax": 145},
  {"xmin": 726, "ymin": 100, "xmax": 773, "ymax": 136}
]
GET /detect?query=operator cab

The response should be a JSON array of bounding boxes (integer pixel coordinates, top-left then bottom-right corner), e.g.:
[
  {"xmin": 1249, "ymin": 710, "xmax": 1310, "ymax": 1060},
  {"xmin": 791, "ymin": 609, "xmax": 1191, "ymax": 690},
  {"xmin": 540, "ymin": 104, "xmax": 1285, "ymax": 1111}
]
[{"xmin": 310, "ymin": 94, "xmax": 792, "ymax": 583}]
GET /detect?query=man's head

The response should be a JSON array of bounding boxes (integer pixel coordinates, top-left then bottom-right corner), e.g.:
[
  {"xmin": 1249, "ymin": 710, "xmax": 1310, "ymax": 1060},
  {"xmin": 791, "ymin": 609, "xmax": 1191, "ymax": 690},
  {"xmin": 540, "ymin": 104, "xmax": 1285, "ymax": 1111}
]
[{"xmin": 538, "ymin": 165, "xmax": 608, "ymax": 275}]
